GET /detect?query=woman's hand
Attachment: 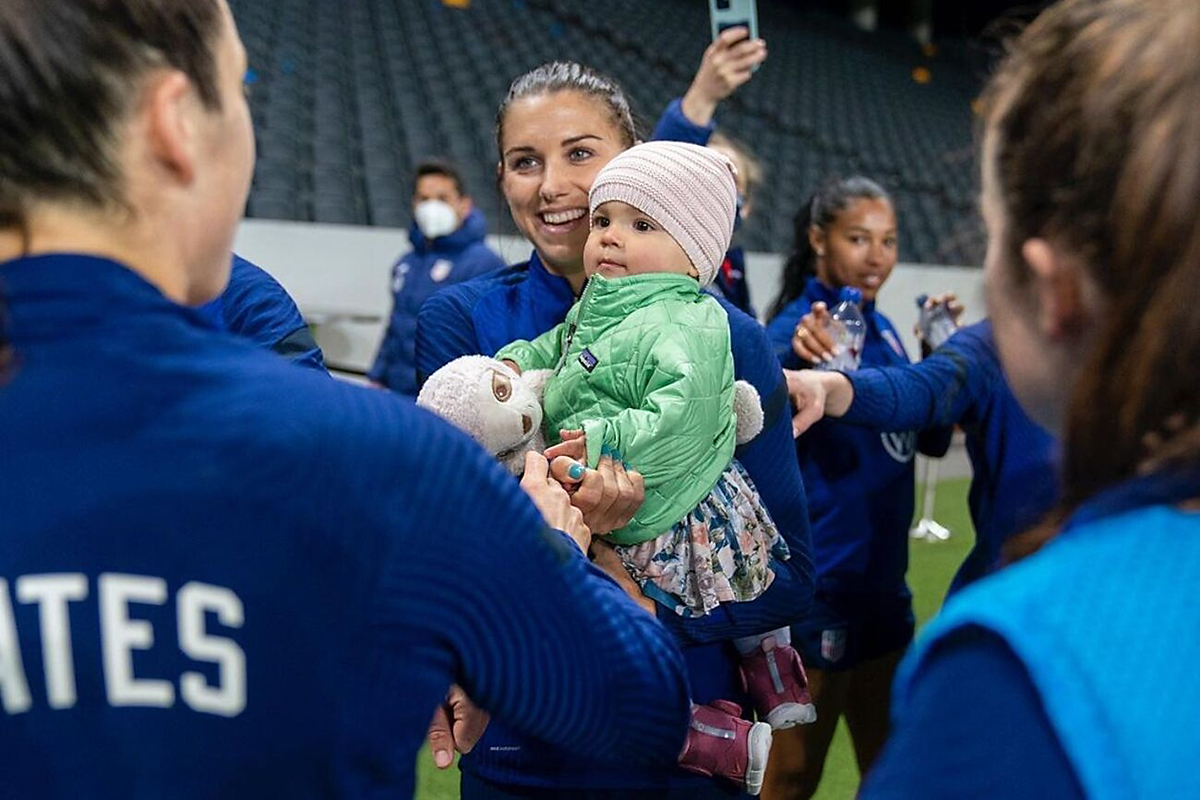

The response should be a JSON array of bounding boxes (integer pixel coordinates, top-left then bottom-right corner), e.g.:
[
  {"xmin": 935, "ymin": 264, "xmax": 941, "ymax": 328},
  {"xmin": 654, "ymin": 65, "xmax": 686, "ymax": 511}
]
[
  {"xmin": 426, "ymin": 685, "xmax": 489, "ymax": 769},
  {"xmin": 554, "ymin": 452, "xmax": 645, "ymax": 536},
  {"xmin": 589, "ymin": 540, "xmax": 657, "ymax": 615},
  {"xmin": 545, "ymin": 433, "xmax": 643, "ymax": 533},
  {"xmin": 922, "ymin": 292, "xmax": 965, "ymax": 325},
  {"xmin": 785, "ymin": 369, "xmax": 854, "ymax": 436},
  {"xmin": 544, "ymin": 429, "xmax": 587, "ymax": 463},
  {"xmin": 681, "ymin": 27, "xmax": 768, "ymax": 126},
  {"xmin": 519, "ymin": 452, "xmax": 591, "ymax": 553},
  {"xmin": 791, "ymin": 302, "xmax": 836, "ymax": 364}
]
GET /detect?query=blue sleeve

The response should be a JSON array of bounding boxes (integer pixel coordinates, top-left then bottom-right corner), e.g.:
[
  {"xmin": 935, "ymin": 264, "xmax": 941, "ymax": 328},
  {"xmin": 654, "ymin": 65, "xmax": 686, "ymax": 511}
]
[
  {"xmin": 223, "ymin": 255, "xmax": 327, "ymax": 373},
  {"xmin": 764, "ymin": 298, "xmax": 812, "ymax": 370},
  {"xmin": 369, "ymin": 262, "xmax": 404, "ymax": 384},
  {"xmin": 842, "ymin": 329, "xmax": 990, "ymax": 432},
  {"xmin": 656, "ymin": 302, "xmax": 815, "ymax": 645},
  {"xmin": 860, "ymin": 627, "xmax": 1084, "ymax": 799},
  {"xmin": 650, "ymin": 97, "xmax": 716, "ymax": 146},
  {"xmin": 367, "ymin": 325, "xmax": 392, "ymax": 383},
  {"xmin": 414, "ymin": 281, "xmax": 485, "ymax": 385},
  {"xmin": 375, "ymin": 417, "xmax": 690, "ymax": 765}
]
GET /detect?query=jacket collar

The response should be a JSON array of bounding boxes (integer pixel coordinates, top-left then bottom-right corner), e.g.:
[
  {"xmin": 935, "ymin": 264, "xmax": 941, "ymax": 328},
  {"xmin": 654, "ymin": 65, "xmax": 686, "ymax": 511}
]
[
  {"xmin": 526, "ymin": 251, "xmax": 578, "ymax": 309},
  {"xmin": 803, "ymin": 277, "xmax": 876, "ymax": 314},
  {"xmin": 1, "ymin": 252, "xmax": 215, "ymax": 342},
  {"xmin": 573, "ymin": 272, "xmax": 701, "ymax": 324}
]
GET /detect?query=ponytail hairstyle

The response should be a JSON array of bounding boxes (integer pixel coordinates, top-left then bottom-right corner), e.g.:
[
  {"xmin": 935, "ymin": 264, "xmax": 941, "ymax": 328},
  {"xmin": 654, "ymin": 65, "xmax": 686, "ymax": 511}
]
[
  {"xmin": 0, "ymin": 0, "xmax": 224, "ymax": 240},
  {"xmin": 767, "ymin": 176, "xmax": 890, "ymax": 321},
  {"xmin": 496, "ymin": 61, "xmax": 638, "ymax": 166},
  {"xmin": 988, "ymin": 0, "xmax": 1200, "ymax": 559}
]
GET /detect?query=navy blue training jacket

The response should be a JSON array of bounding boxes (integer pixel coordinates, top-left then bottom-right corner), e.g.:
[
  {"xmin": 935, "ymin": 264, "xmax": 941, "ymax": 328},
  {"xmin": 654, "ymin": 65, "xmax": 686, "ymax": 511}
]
[{"xmin": 0, "ymin": 253, "xmax": 690, "ymax": 798}]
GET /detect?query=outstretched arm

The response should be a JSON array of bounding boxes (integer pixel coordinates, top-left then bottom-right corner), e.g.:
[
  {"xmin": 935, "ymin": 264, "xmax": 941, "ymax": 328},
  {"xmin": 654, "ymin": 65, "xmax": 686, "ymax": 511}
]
[{"xmin": 383, "ymin": 442, "xmax": 690, "ymax": 768}]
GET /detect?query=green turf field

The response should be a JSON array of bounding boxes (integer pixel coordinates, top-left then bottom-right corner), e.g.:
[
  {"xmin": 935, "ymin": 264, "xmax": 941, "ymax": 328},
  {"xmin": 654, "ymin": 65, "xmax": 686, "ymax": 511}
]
[{"xmin": 415, "ymin": 477, "xmax": 976, "ymax": 800}]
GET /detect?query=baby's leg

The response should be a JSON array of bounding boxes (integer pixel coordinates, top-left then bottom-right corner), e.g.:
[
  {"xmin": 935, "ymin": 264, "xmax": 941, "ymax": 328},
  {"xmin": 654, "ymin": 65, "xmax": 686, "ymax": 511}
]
[
  {"xmin": 734, "ymin": 625, "xmax": 792, "ymax": 655},
  {"xmin": 736, "ymin": 626, "xmax": 817, "ymax": 730}
]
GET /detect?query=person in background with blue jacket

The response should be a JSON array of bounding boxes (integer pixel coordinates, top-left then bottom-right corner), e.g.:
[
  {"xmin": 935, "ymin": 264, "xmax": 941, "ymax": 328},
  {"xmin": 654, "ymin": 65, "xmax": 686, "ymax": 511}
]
[
  {"xmin": 198, "ymin": 254, "xmax": 327, "ymax": 373},
  {"xmin": 417, "ymin": 59, "xmax": 815, "ymax": 799},
  {"xmin": 786, "ymin": 319, "xmax": 1058, "ymax": 594},
  {"xmin": 762, "ymin": 177, "xmax": 952, "ymax": 798},
  {"xmin": 652, "ymin": 26, "xmax": 766, "ymax": 318},
  {"xmin": 369, "ymin": 160, "xmax": 505, "ymax": 395},
  {"xmin": 863, "ymin": 0, "xmax": 1200, "ymax": 795},
  {"xmin": 0, "ymin": 2, "xmax": 692, "ymax": 796}
]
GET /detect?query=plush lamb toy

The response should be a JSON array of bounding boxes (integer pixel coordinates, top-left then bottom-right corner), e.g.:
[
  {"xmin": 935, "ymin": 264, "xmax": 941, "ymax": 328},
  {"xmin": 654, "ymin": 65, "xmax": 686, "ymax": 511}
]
[{"xmin": 417, "ymin": 355, "xmax": 765, "ymax": 475}]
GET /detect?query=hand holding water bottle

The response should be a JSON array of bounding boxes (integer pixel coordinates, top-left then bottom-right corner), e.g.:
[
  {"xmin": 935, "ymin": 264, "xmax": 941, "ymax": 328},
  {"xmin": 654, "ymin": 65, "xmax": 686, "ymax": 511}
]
[
  {"xmin": 790, "ymin": 302, "xmax": 836, "ymax": 365},
  {"xmin": 914, "ymin": 293, "xmax": 964, "ymax": 351},
  {"xmin": 791, "ymin": 288, "xmax": 867, "ymax": 371},
  {"xmin": 817, "ymin": 288, "xmax": 866, "ymax": 372}
]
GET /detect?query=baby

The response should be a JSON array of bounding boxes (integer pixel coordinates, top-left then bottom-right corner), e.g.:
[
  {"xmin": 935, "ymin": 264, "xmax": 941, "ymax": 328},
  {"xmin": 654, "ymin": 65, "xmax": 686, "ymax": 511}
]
[{"xmin": 495, "ymin": 141, "xmax": 814, "ymax": 794}]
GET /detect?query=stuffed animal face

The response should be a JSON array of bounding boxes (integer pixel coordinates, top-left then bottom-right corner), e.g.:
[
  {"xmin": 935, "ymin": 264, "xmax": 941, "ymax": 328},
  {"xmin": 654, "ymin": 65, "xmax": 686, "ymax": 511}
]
[{"xmin": 417, "ymin": 355, "xmax": 543, "ymax": 460}]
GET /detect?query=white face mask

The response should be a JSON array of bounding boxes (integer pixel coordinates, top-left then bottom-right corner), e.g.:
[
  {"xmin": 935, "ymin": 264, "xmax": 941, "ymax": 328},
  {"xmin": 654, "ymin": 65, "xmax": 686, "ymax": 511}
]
[{"xmin": 413, "ymin": 199, "xmax": 460, "ymax": 240}]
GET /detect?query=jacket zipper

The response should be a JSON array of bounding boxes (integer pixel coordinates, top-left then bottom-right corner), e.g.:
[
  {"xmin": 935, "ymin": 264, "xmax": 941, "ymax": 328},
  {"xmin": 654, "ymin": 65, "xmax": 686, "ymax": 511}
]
[{"xmin": 555, "ymin": 276, "xmax": 596, "ymax": 374}]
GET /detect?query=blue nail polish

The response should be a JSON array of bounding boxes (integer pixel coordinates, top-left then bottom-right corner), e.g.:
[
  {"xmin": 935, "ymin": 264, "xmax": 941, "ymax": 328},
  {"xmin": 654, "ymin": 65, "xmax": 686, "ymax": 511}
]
[{"xmin": 568, "ymin": 463, "xmax": 585, "ymax": 480}]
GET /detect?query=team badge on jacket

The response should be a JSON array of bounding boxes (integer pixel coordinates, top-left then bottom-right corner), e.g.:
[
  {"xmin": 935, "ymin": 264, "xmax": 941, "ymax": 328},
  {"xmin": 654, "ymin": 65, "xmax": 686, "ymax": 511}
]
[
  {"xmin": 391, "ymin": 262, "xmax": 410, "ymax": 294},
  {"xmin": 821, "ymin": 628, "xmax": 846, "ymax": 663},
  {"xmin": 430, "ymin": 259, "xmax": 454, "ymax": 282}
]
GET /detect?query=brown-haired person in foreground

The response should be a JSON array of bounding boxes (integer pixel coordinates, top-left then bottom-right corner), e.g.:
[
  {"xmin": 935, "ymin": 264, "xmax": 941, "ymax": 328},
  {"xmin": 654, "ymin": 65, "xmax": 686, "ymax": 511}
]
[
  {"xmin": 0, "ymin": 2, "xmax": 691, "ymax": 797},
  {"xmin": 859, "ymin": 0, "xmax": 1200, "ymax": 797}
]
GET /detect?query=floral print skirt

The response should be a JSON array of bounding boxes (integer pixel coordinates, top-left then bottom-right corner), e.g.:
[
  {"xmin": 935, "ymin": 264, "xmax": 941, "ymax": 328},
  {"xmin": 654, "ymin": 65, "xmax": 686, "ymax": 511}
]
[{"xmin": 614, "ymin": 460, "xmax": 790, "ymax": 618}]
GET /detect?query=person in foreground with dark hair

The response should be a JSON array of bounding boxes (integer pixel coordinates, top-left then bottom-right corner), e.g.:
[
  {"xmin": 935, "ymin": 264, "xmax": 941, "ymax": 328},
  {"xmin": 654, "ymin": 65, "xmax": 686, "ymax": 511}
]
[
  {"xmin": 369, "ymin": 160, "xmax": 505, "ymax": 395},
  {"xmin": 0, "ymin": 2, "xmax": 690, "ymax": 797},
  {"xmin": 863, "ymin": 0, "xmax": 1200, "ymax": 795}
]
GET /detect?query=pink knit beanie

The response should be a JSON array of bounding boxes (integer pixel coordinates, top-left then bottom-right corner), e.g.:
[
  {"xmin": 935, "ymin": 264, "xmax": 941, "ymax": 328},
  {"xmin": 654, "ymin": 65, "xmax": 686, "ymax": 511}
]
[{"xmin": 589, "ymin": 141, "xmax": 738, "ymax": 288}]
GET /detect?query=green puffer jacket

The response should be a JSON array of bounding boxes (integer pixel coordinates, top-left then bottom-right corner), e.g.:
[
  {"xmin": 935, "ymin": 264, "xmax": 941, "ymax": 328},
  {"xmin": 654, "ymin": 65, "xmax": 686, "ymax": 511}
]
[{"xmin": 497, "ymin": 272, "xmax": 735, "ymax": 545}]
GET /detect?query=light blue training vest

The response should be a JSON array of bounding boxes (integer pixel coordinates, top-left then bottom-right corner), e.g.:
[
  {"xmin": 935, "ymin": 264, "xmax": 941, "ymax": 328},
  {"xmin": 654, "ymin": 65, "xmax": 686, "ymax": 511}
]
[{"xmin": 894, "ymin": 504, "xmax": 1200, "ymax": 799}]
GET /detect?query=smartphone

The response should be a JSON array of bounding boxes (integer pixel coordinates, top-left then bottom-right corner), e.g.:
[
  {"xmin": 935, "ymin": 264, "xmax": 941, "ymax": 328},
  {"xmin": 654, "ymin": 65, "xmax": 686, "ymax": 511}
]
[{"xmin": 709, "ymin": 0, "xmax": 758, "ymax": 44}]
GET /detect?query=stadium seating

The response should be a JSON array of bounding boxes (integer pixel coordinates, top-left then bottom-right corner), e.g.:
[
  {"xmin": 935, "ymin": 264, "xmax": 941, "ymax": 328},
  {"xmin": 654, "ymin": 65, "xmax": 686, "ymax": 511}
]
[{"xmin": 229, "ymin": 0, "xmax": 989, "ymax": 266}]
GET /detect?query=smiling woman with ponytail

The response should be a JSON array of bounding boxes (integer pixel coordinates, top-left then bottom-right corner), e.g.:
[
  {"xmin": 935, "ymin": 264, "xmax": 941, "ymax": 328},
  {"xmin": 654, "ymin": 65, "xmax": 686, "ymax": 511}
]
[{"xmin": 861, "ymin": 0, "xmax": 1200, "ymax": 797}]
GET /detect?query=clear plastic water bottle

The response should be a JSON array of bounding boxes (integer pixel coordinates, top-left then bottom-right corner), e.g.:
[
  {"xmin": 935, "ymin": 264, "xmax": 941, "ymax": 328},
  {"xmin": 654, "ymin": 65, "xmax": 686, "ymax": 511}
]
[
  {"xmin": 816, "ymin": 287, "xmax": 866, "ymax": 372},
  {"xmin": 915, "ymin": 293, "xmax": 958, "ymax": 350}
]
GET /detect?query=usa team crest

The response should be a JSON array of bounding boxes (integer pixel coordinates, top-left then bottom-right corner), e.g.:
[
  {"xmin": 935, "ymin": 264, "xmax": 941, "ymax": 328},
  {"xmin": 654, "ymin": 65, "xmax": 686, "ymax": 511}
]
[{"xmin": 821, "ymin": 628, "xmax": 846, "ymax": 663}]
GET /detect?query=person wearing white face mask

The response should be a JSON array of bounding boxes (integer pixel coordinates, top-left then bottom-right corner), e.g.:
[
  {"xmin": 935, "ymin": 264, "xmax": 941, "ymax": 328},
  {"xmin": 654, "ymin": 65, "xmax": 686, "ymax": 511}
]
[{"xmin": 369, "ymin": 161, "xmax": 505, "ymax": 395}]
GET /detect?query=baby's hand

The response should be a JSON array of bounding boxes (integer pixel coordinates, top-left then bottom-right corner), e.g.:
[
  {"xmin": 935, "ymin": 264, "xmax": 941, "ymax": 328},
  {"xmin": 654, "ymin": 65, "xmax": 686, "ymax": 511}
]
[{"xmin": 545, "ymin": 429, "xmax": 587, "ymax": 463}]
